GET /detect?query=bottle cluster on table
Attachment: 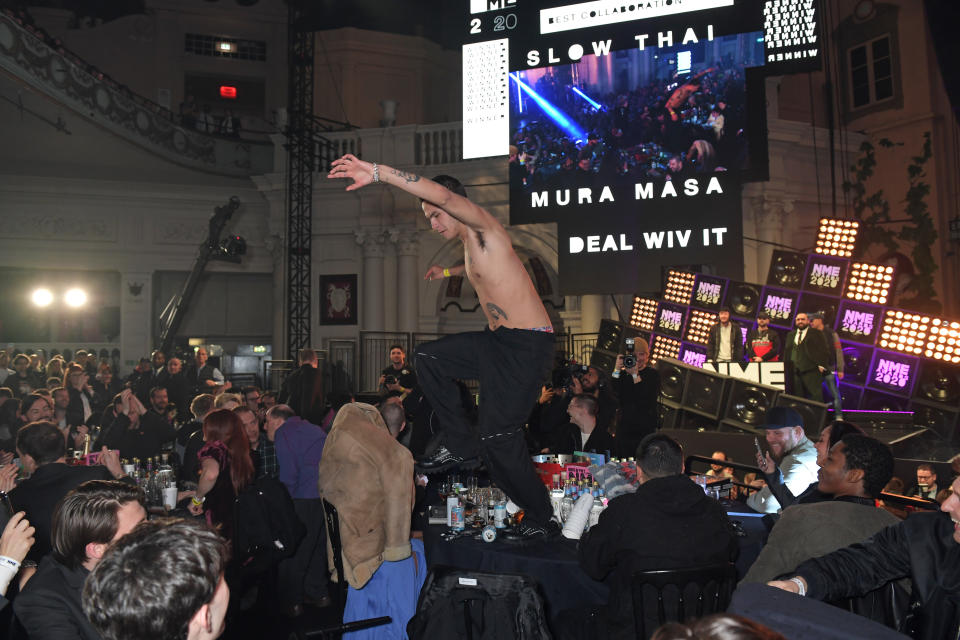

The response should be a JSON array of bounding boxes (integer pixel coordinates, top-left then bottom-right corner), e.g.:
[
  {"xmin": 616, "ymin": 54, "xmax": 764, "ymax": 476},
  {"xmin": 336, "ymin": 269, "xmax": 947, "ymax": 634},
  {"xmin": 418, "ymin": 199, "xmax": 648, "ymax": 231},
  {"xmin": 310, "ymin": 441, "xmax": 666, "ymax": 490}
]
[{"xmin": 122, "ymin": 454, "xmax": 176, "ymax": 508}]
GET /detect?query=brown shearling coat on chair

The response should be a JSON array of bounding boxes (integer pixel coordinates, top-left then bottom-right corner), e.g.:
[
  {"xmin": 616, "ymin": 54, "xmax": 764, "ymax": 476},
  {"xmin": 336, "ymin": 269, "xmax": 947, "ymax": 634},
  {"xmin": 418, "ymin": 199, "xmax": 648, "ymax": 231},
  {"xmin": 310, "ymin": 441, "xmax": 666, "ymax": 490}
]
[{"xmin": 318, "ymin": 402, "xmax": 414, "ymax": 589}]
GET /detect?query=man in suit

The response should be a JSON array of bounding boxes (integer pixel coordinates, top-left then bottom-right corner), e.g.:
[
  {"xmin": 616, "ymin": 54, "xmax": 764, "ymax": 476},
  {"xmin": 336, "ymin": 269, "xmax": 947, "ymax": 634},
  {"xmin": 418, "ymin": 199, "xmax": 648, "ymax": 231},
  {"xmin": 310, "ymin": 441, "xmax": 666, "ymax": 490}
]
[
  {"xmin": 706, "ymin": 307, "xmax": 744, "ymax": 362},
  {"xmin": 782, "ymin": 312, "xmax": 832, "ymax": 402},
  {"xmin": 14, "ymin": 480, "xmax": 146, "ymax": 639},
  {"xmin": 10, "ymin": 421, "xmax": 131, "ymax": 562}
]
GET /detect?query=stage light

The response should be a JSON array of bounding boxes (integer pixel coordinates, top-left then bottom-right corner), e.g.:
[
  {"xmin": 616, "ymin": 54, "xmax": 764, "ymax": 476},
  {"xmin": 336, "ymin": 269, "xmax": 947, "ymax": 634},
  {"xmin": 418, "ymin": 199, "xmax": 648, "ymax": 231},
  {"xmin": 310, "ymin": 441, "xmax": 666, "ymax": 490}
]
[
  {"xmin": 815, "ymin": 218, "xmax": 859, "ymax": 258},
  {"xmin": 571, "ymin": 86, "xmax": 602, "ymax": 111},
  {"xmin": 219, "ymin": 85, "xmax": 237, "ymax": 99},
  {"xmin": 926, "ymin": 319, "xmax": 960, "ymax": 364},
  {"xmin": 845, "ymin": 262, "xmax": 893, "ymax": 304},
  {"xmin": 663, "ymin": 269, "xmax": 696, "ymax": 304},
  {"xmin": 510, "ymin": 74, "xmax": 585, "ymax": 141},
  {"xmin": 650, "ymin": 335, "xmax": 681, "ymax": 365},
  {"xmin": 31, "ymin": 288, "xmax": 53, "ymax": 307},
  {"xmin": 630, "ymin": 297, "xmax": 658, "ymax": 330},
  {"xmin": 878, "ymin": 310, "xmax": 930, "ymax": 356},
  {"xmin": 685, "ymin": 309, "xmax": 717, "ymax": 345},
  {"xmin": 64, "ymin": 288, "xmax": 88, "ymax": 308}
]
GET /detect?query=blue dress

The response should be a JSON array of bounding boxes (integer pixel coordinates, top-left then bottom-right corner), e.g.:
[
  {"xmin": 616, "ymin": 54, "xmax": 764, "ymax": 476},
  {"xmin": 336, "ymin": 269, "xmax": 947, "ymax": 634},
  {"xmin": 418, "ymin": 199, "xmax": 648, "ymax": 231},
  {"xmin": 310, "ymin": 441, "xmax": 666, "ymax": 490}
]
[{"xmin": 343, "ymin": 538, "xmax": 427, "ymax": 640}]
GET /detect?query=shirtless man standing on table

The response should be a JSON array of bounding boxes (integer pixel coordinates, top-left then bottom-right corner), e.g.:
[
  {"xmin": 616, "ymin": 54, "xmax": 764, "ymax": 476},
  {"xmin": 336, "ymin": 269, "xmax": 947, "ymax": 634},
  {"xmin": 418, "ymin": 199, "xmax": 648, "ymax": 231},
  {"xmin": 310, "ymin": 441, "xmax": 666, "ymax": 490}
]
[{"xmin": 329, "ymin": 154, "xmax": 557, "ymax": 538}]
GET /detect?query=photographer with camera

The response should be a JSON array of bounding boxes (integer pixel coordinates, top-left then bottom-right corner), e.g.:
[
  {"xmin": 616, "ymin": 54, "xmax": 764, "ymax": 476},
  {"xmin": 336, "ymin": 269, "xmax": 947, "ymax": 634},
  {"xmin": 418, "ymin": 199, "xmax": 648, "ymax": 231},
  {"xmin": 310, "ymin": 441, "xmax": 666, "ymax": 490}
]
[
  {"xmin": 611, "ymin": 337, "xmax": 660, "ymax": 458},
  {"xmin": 378, "ymin": 345, "xmax": 418, "ymax": 400}
]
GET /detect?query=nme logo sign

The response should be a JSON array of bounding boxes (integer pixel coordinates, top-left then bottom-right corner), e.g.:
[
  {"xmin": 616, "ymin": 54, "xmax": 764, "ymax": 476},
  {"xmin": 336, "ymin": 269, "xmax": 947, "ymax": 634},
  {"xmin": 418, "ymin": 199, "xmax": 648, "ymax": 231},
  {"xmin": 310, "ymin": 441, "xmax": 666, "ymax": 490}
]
[{"xmin": 471, "ymin": 0, "xmax": 516, "ymax": 13}]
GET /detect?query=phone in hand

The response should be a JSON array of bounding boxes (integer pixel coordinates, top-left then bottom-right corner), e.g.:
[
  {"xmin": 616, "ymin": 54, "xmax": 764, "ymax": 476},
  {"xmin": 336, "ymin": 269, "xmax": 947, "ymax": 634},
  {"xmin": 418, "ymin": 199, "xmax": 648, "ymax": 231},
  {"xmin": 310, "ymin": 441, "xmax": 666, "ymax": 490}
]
[
  {"xmin": 754, "ymin": 436, "xmax": 764, "ymax": 460},
  {"xmin": 0, "ymin": 491, "xmax": 14, "ymax": 518}
]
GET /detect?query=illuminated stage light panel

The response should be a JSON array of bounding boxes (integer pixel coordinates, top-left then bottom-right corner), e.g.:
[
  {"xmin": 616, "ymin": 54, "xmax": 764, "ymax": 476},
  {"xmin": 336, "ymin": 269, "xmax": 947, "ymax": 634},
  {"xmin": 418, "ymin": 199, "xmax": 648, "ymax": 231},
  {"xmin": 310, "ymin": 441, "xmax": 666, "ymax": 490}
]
[
  {"xmin": 685, "ymin": 310, "xmax": 717, "ymax": 345},
  {"xmin": 925, "ymin": 319, "xmax": 960, "ymax": 364},
  {"xmin": 663, "ymin": 270, "xmax": 697, "ymax": 305},
  {"xmin": 815, "ymin": 218, "xmax": 860, "ymax": 258},
  {"xmin": 630, "ymin": 297, "xmax": 659, "ymax": 331},
  {"xmin": 845, "ymin": 263, "xmax": 893, "ymax": 304},
  {"xmin": 650, "ymin": 335, "xmax": 681, "ymax": 366},
  {"xmin": 878, "ymin": 310, "xmax": 931, "ymax": 356}
]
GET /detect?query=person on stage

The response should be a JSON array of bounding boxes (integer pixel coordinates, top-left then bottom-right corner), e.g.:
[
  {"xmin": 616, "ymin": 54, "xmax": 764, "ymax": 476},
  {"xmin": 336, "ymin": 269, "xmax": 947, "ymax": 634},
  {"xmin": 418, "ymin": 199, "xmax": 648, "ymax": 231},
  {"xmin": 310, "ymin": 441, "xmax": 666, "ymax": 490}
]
[{"xmin": 328, "ymin": 154, "xmax": 557, "ymax": 538}]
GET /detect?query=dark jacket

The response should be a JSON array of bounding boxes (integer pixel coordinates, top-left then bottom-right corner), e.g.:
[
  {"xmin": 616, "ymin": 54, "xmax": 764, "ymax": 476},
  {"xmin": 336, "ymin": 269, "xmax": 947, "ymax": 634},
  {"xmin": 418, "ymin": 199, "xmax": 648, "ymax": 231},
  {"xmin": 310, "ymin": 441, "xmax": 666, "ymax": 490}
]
[
  {"xmin": 706, "ymin": 321, "xmax": 744, "ymax": 361},
  {"xmin": 579, "ymin": 474, "xmax": 738, "ymax": 634},
  {"xmin": 13, "ymin": 555, "xmax": 102, "ymax": 640},
  {"xmin": 797, "ymin": 512, "xmax": 960, "ymax": 640},
  {"xmin": 97, "ymin": 411, "xmax": 177, "ymax": 461},
  {"xmin": 783, "ymin": 327, "xmax": 831, "ymax": 373},
  {"xmin": 745, "ymin": 328, "xmax": 781, "ymax": 362},
  {"xmin": 552, "ymin": 423, "xmax": 615, "ymax": 457},
  {"xmin": 9, "ymin": 463, "xmax": 116, "ymax": 562},
  {"xmin": 278, "ymin": 364, "xmax": 325, "ymax": 425},
  {"xmin": 612, "ymin": 367, "xmax": 660, "ymax": 457}
]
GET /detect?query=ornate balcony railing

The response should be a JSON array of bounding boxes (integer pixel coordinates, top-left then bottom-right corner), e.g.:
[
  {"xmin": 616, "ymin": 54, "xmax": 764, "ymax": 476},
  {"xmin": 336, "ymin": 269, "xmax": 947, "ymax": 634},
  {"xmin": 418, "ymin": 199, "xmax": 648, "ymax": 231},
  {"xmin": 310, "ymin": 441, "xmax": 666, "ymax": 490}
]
[{"xmin": 0, "ymin": 11, "xmax": 273, "ymax": 176}]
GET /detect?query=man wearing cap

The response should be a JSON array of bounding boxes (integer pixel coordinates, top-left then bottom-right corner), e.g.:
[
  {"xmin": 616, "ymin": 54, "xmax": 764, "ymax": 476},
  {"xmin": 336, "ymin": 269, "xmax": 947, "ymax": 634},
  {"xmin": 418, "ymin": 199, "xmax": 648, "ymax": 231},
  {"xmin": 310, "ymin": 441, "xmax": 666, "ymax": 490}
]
[
  {"xmin": 745, "ymin": 312, "xmax": 781, "ymax": 362},
  {"xmin": 747, "ymin": 407, "xmax": 818, "ymax": 513},
  {"xmin": 706, "ymin": 306, "xmax": 744, "ymax": 363},
  {"xmin": 810, "ymin": 312, "xmax": 844, "ymax": 418},
  {"xmin": 782, "ymin": 312, "xmax": 832, "ymax": 402}
]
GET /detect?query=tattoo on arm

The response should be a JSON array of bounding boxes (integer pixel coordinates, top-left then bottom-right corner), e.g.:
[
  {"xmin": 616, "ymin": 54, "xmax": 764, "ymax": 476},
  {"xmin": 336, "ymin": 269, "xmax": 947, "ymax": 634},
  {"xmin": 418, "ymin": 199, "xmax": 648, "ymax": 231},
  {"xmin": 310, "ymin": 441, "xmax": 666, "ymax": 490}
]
[
  {"xmin": 390, "ymin": 168, "xmax": 421, "ymax": 184},
  {"xmin": 486, "ymin": 303, "xmax": 509, "ymax": 322}
]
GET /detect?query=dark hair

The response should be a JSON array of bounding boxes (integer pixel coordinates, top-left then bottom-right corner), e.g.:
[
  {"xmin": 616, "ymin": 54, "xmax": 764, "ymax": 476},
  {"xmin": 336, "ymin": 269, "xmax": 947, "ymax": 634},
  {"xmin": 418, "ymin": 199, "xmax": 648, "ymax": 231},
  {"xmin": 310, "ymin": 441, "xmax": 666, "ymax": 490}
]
[
  {"xmin": 651, "ymin": 613, "xmax": 786, "ymax": 640},
  {"xmin": 378, "ymin": 402, "xmax": 405, "ymax": 437},
  {"xmin": 83, "ymin": 518, "xmax": 227, "ymax": 640},
  {"xmin": 916, "ymin": 462, "xmax": 935, "ymax": 474},
  {"xmin": 0, "ymin": 387, "xmax": 13, "ymax": 400},
  {"xmin": 718, "ymin": 306, "xmax": 731, "ymax": 314},
  {"xmin": 241, "ymin": 386, "xmax": 261, "ymax": 398},
  {"xmin": 16, "ymin": 421, "xmax": 65, "ymax": 464},
  {"xmin": 430, "ymin": 174, "xmax": 467, "ymax": 198},
  {"xmin": 388, "ymin": 344, "xmax": 405, "ymax": 353},
  {"xmin": 149, "ymin": 386, "xmax": 167, "ymax": 400},
  {"xmin": 190, "ymin": 393, "xmax": 216, "ymax": 419},
  {"xmin": 201, "ymin": 409, "xmax": 254, "ymax": 494},
  {"xmin": 839, "ymin": 434, "xmax": 894, "ymax": 499},
  {"xmin": 18, "ymin": 393, "xmax": 48, "ymax": 418},
  {"xmin": 262, "ymin": 390, "xmax": 277, "ymax": 402},
  {"xmin": 635, "ymin": 433, "xmax": 684, "ymax": 479},
  {"xmin": 826, "ymin": 420, "xmax": 864, "ymax": 448},
  {"xmin": 298, "ymin": 348, "xmax": 318, "ymax": 364},
  {"xmin": 12, "ymin": 354, "xmax": 29, "ymax": 366},
  {"xmin": 570, "ymin": 394, "xmax": 599, "ymax": 418},
  {"xmin": 52, "ymin": 480, "xmax": 145, "ymax": 569}
]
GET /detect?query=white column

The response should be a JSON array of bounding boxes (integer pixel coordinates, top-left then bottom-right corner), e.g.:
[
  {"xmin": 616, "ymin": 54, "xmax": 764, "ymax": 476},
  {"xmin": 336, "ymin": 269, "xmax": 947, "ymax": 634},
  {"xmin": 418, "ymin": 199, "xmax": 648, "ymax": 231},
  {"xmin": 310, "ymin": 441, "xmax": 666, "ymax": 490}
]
[
  {"xmin": 356, "ymin": 229, "xmax": 386, "ymax": 331},
  {"xmin": 396, "ymin": 228, "xmax": 420, "ymax": 333},
  {"xmin": 383, "ymin": 228, "xmax": 399, "ymax": 332},
  {"xmin": 120, "ymin": 271, "xmax": 153, "ymax": 375},
  {"xmin": 580, "ymin": 294, "xmax": 605, "ymax": 334}
]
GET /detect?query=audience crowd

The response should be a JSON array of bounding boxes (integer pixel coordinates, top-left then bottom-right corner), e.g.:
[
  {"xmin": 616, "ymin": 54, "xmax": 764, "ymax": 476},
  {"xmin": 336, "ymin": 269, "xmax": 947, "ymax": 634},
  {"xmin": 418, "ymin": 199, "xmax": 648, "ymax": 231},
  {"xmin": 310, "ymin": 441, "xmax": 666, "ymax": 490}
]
[{"xmin": 0, "ymin": 340, "xmax": 954, "ymax": 640}]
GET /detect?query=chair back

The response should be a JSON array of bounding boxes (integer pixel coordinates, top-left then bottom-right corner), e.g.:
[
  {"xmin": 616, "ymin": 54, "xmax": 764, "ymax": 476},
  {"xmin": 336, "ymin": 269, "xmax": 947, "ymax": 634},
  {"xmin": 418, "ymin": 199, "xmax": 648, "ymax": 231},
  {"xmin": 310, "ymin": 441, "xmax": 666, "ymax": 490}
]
[
  {"xmin": 407, "ymin": 565, "xmax": 552, "ymax": 640},
  {"xmin": 631, "ymin": 562, "xmax": 737, "ymax": 638},
  {"xmin": 321, "ymin": 498, "xmax": 348, "ymax": 608}
]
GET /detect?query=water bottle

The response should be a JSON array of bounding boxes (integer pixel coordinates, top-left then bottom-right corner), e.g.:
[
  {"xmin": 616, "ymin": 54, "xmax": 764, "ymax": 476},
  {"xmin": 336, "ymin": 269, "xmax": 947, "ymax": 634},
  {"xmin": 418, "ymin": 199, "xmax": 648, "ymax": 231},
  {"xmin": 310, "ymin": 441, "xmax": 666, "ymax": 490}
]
[{"xmin": 494, "ymin": 499, "xmax": 507, "ymax": 529}]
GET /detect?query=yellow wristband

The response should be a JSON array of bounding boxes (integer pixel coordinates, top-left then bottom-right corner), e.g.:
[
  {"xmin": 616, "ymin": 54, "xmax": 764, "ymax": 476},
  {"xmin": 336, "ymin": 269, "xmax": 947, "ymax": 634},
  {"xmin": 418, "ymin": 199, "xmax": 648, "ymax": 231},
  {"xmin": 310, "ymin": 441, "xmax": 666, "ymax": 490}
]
[
  {"xmin": 191, "ymin": 496, "xmax": 205, "ymax": 506},
  {"xmin": 442, "ymin": 268, "xmax": 451, "ymax": 278}
]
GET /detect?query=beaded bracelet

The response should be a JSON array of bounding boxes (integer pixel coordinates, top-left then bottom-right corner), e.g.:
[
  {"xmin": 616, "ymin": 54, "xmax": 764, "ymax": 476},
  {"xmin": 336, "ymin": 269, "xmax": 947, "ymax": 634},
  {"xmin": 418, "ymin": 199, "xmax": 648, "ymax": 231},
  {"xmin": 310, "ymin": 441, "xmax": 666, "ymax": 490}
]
[{"xmin": 372, "ymin": 163, "xmax": 380, "ymax": 183}]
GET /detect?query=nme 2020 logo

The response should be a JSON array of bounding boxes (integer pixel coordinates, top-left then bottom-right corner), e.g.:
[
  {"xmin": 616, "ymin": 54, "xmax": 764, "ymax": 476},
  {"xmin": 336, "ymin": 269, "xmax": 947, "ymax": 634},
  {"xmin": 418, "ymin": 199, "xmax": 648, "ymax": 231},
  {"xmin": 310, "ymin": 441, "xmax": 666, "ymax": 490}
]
[{"xmin": 471, "ymin": 0, "xmax": 516, "ymax": 14}]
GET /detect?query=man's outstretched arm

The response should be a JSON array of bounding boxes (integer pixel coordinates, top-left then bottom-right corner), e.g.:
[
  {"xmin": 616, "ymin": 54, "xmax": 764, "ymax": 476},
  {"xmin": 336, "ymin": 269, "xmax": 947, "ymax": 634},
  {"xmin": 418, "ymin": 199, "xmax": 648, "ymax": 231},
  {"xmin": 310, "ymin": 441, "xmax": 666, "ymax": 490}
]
[{"xmin": 327, "ymin": 154, "xmax": 496, "ymax": 232}]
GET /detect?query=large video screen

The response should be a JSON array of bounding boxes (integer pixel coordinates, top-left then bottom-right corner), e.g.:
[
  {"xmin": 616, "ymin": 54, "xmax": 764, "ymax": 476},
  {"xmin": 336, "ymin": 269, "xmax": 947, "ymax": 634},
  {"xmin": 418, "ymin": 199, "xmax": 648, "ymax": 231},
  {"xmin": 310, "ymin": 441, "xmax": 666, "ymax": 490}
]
[{"xmin": 461, "ymin": 0, "xmax": 821, "ymax": 295}]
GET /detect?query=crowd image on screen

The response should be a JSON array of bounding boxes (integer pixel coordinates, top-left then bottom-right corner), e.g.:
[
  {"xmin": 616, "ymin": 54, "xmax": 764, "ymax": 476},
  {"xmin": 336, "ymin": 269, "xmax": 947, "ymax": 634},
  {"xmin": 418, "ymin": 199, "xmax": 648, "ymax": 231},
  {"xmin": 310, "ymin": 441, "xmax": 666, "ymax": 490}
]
[{"xmin": 509, "ymin": 33, "xmax": 764, "ymax": 192}]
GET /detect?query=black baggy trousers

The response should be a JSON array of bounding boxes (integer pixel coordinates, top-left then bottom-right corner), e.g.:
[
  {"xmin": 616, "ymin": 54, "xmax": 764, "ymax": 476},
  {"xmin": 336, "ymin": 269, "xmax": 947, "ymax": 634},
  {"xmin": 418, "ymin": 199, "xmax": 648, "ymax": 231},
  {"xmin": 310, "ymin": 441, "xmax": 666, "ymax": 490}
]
[{"xmin": 415, "ymin": 327, "xmax": 554, "ymax": 525}]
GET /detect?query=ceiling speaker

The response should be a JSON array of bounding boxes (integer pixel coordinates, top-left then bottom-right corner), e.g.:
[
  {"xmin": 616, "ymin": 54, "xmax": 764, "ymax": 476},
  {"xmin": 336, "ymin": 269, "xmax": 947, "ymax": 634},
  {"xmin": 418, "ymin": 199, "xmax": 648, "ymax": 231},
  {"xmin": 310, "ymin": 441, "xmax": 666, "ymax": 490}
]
[{"xmin": 725, "ymin": 282, "xmax": 762, "ymax": 318}]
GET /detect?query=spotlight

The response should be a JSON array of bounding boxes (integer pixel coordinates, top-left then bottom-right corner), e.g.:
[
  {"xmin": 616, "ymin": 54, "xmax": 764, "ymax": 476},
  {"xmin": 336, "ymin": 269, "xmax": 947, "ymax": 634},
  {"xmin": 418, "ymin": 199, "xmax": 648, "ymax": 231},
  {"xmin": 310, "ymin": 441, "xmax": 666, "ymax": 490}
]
[
  {"xmin": 630, "ymin": 297, "xmax": 658, "ymax": 330},
  {"xmin": 215, "ymin": 41, "xmax": 236, "ymax": 53},
  {"xmin": 31, "ymin": 288, "xmax": 54, "ymax": 307},
  {"xmin": 685, "ymin": 310, "xmax": 717, "ymax": 345},
  {"xmin": 663, "ymin": 270, "xmax": 697, "ymax": 305},
  {"xmin": 815, "ymin": 218, "xmax": 860, "ymax": 258},
  {"xmin": 64, "ymin": 288, "xmax": 88, "ymax": 308},
  {"xmin": 650, "ymin": 336, "xmax": 681, "ymax": 365},
  {"xmin": 844, "ymin": 262, "xmax": 893, "ymax": 304},
  {"xmin": 878, "ymin": 310, "xmax": 930, "ymax": 356},
  {"xmin": 510, "ymin": 74, "xmax": 586, "ymax": 140}
]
